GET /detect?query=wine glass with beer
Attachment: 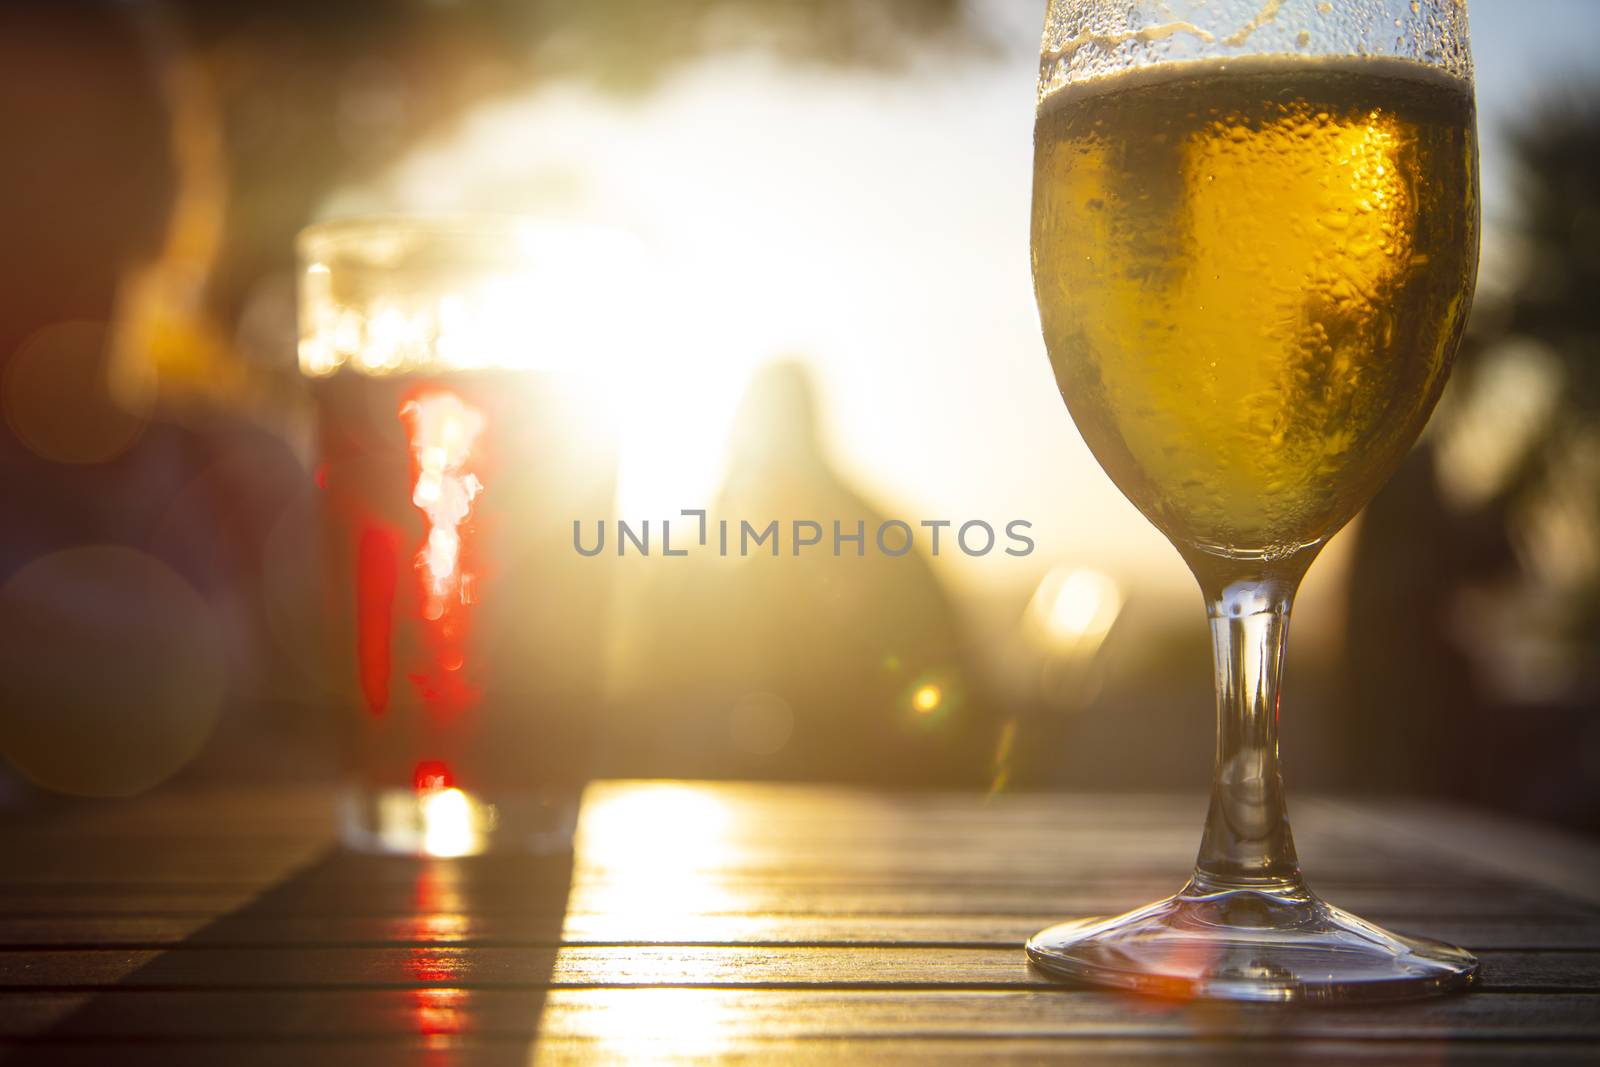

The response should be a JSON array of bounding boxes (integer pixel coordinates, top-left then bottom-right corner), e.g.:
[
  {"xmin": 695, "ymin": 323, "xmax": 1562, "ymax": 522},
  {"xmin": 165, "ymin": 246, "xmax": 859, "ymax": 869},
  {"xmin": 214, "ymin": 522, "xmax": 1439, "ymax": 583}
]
[{"xmin": 1027, "ymin": 0, "xmax": 1480, "ymax": 1000}]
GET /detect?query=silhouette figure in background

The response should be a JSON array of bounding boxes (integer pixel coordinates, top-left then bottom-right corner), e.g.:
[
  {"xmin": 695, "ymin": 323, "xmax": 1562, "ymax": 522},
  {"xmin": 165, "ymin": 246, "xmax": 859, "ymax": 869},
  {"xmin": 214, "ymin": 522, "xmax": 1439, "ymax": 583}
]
[
  {"xmin": 611, "ymin": 361, "xmax": 992, "ymax": 786},
  {"xmin": 1346, "ymin": 96, "xmax": 1600, "ymax": 830}
]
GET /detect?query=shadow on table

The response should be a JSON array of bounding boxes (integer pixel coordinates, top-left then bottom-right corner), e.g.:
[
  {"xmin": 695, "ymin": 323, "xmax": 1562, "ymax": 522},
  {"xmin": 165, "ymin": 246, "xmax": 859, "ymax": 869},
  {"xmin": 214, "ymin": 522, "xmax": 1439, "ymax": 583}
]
[{"xmin": 32, "ymin": 846, "xmax": 575, "ymax": 1062}]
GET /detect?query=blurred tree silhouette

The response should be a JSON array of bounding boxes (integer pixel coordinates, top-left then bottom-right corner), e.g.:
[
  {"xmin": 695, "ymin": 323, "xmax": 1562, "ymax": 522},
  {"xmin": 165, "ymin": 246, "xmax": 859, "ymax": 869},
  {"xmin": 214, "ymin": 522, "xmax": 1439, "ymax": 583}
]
[
  {"xmin": 148, "ymin": 0, "xmax": 981, "ymax": 381},
  {"xmin": 1346, "ymin": 92, "xmax": 1600, "ymax": 829}
]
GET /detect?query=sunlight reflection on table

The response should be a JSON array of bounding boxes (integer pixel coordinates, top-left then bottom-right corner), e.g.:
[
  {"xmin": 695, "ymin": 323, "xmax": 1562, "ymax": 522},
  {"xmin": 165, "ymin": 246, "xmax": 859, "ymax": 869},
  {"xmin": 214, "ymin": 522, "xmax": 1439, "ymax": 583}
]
[
  {"xmin": 535, "ymin": 783, "xmax": 753, "ymax": 1059},
  {"xmin": 533, "ymin": 989, "xmax": 741, "ymax": 1065},
  {"xmin": 570, "ymin": 782, "xmax": 744, "ymax": 930}
]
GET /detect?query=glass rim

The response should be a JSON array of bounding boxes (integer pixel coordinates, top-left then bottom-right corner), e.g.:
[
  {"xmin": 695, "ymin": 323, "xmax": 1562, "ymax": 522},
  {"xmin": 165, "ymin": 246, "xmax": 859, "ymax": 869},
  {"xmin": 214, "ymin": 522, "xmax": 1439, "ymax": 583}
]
[
  {"xmin": 1036, "ymin": 0, "xmax": 1474, "ymax": 101},
  {"xmin": 296, "ymin": 213, "xmax": 550, "ymax": 263}
]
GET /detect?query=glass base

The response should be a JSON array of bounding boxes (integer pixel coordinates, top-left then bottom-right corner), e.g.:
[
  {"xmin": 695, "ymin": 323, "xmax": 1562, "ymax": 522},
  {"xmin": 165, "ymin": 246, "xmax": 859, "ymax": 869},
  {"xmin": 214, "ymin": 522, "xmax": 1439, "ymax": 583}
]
[
  {"xmin": 338, "ymin": 785, "xmax": 579, "ymax": 857},
  {"xmin": 1027, "ymin": 884, "xmax": 1478, "ymax": 1003}
]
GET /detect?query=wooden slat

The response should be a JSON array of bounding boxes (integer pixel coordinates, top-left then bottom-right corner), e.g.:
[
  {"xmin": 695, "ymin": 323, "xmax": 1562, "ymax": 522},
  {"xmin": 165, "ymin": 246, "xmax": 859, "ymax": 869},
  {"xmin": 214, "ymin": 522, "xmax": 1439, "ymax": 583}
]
[
  {"xmin": 3, "ymin": 912, "xmax": 1595, "ymax": 950},
  {"xmin": 1325, "ymin": 798, "xmax": 1600, "ymax": 906},
  {"xmin": 0, "ymin": 889, "xmax": 1574, "ymax": 921},
  {"xmin": 4, "ymin": 989, "xmax": 1600, "ymax": 1040},
  {"xmin": 2, "ymin": 872, "xmax": 1495, "ymax": 910},
  {"xmin": 0, "ymin": 945, "xmax": 1597, "ymax": 994},
  {"xmin": 0, "ymin": 844, "xmax": 1466, "ymax": 885},
  {"xmin": 5, "ymin": 1038, "xmax": 1599, "ymax": 1067}
]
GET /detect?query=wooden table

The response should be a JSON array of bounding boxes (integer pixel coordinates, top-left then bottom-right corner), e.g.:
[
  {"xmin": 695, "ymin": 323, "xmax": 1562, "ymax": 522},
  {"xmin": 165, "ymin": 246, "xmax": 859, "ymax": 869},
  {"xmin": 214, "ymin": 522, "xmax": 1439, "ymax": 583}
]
[{"xmin": 1, "ymin": 781, "xmax": 1598, "ymax": 1064}]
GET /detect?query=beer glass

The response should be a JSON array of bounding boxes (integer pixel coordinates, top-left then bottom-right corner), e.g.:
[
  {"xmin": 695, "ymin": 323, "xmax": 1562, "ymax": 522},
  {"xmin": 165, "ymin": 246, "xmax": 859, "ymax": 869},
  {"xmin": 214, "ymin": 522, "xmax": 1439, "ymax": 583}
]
[
  {"xmin": 298, "ymin": 217, "xmax": 617, "ymax": 856},
  {"xmin": 1028, "ymin": 0, "xmax": 1480, "ymax": 999}
]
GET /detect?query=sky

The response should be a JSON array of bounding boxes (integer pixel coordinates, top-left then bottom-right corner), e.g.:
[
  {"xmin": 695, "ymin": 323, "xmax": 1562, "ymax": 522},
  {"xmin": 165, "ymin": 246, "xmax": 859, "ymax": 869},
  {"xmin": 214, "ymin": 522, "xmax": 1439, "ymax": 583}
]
[{"xmin": 355, "ymin": 0, "xmax": 1600, "ymax": 615}]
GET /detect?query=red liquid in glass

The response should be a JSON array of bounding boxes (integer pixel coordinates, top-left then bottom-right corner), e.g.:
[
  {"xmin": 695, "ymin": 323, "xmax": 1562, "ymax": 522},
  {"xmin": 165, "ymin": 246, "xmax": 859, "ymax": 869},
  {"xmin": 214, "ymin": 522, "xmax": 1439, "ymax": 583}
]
[{"xmin": 309, "ymin": 369, "xmax": 614, "ymax": 846}]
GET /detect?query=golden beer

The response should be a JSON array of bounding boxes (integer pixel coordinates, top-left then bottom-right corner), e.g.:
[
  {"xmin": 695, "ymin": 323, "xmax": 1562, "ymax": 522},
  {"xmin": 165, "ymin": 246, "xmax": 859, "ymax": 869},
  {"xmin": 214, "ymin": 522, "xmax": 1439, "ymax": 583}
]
[{"xmin": 1033, "ymin": 57, "xmax": 1478, "ymax": 557}]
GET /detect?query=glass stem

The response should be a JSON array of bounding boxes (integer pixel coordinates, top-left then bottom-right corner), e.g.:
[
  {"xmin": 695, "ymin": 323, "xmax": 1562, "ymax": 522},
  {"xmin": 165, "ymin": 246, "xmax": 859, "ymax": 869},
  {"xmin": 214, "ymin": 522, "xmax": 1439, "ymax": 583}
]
[{"xmin": 1186, "ymin": 571, "xmax": 1308, "ymax": 898}]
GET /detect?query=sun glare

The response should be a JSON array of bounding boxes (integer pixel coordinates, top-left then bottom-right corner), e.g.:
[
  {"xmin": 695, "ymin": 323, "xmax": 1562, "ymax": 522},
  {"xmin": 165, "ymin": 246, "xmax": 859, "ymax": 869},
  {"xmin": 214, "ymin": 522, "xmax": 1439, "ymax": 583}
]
[
  {"xmin": 535, "ymin": 989, "xmax": 739, "ymax": 1065},
  {"xmin": 299, "ymin": 220, "xmax": 649, "ymax": 380},
  {"xmin": 574, "ymin": 783, "xmax": 742, "ymax": 931}
]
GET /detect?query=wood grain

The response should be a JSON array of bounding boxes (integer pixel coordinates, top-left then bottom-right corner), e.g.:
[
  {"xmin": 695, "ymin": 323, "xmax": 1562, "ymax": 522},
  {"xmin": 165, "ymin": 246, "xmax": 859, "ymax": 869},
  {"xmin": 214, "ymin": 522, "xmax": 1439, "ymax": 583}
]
[{"xmin": 0, "ymin": 781, "xmax": 1595, "ymax": 1064}]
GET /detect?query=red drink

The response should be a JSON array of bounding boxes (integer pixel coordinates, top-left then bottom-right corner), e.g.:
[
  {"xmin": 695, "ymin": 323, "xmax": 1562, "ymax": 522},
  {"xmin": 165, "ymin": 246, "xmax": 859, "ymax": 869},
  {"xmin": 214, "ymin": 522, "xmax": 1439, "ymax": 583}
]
[{"xmin": 299, "ymin": 219, "xmax": 616, "ymax": 854}]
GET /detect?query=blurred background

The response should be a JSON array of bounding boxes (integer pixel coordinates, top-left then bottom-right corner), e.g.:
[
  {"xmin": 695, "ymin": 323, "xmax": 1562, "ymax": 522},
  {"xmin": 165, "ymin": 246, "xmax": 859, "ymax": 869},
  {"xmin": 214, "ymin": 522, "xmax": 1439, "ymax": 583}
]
[{"xmin": 1, "ymin": 0, "xmax": 1597, "ymax": 830}]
